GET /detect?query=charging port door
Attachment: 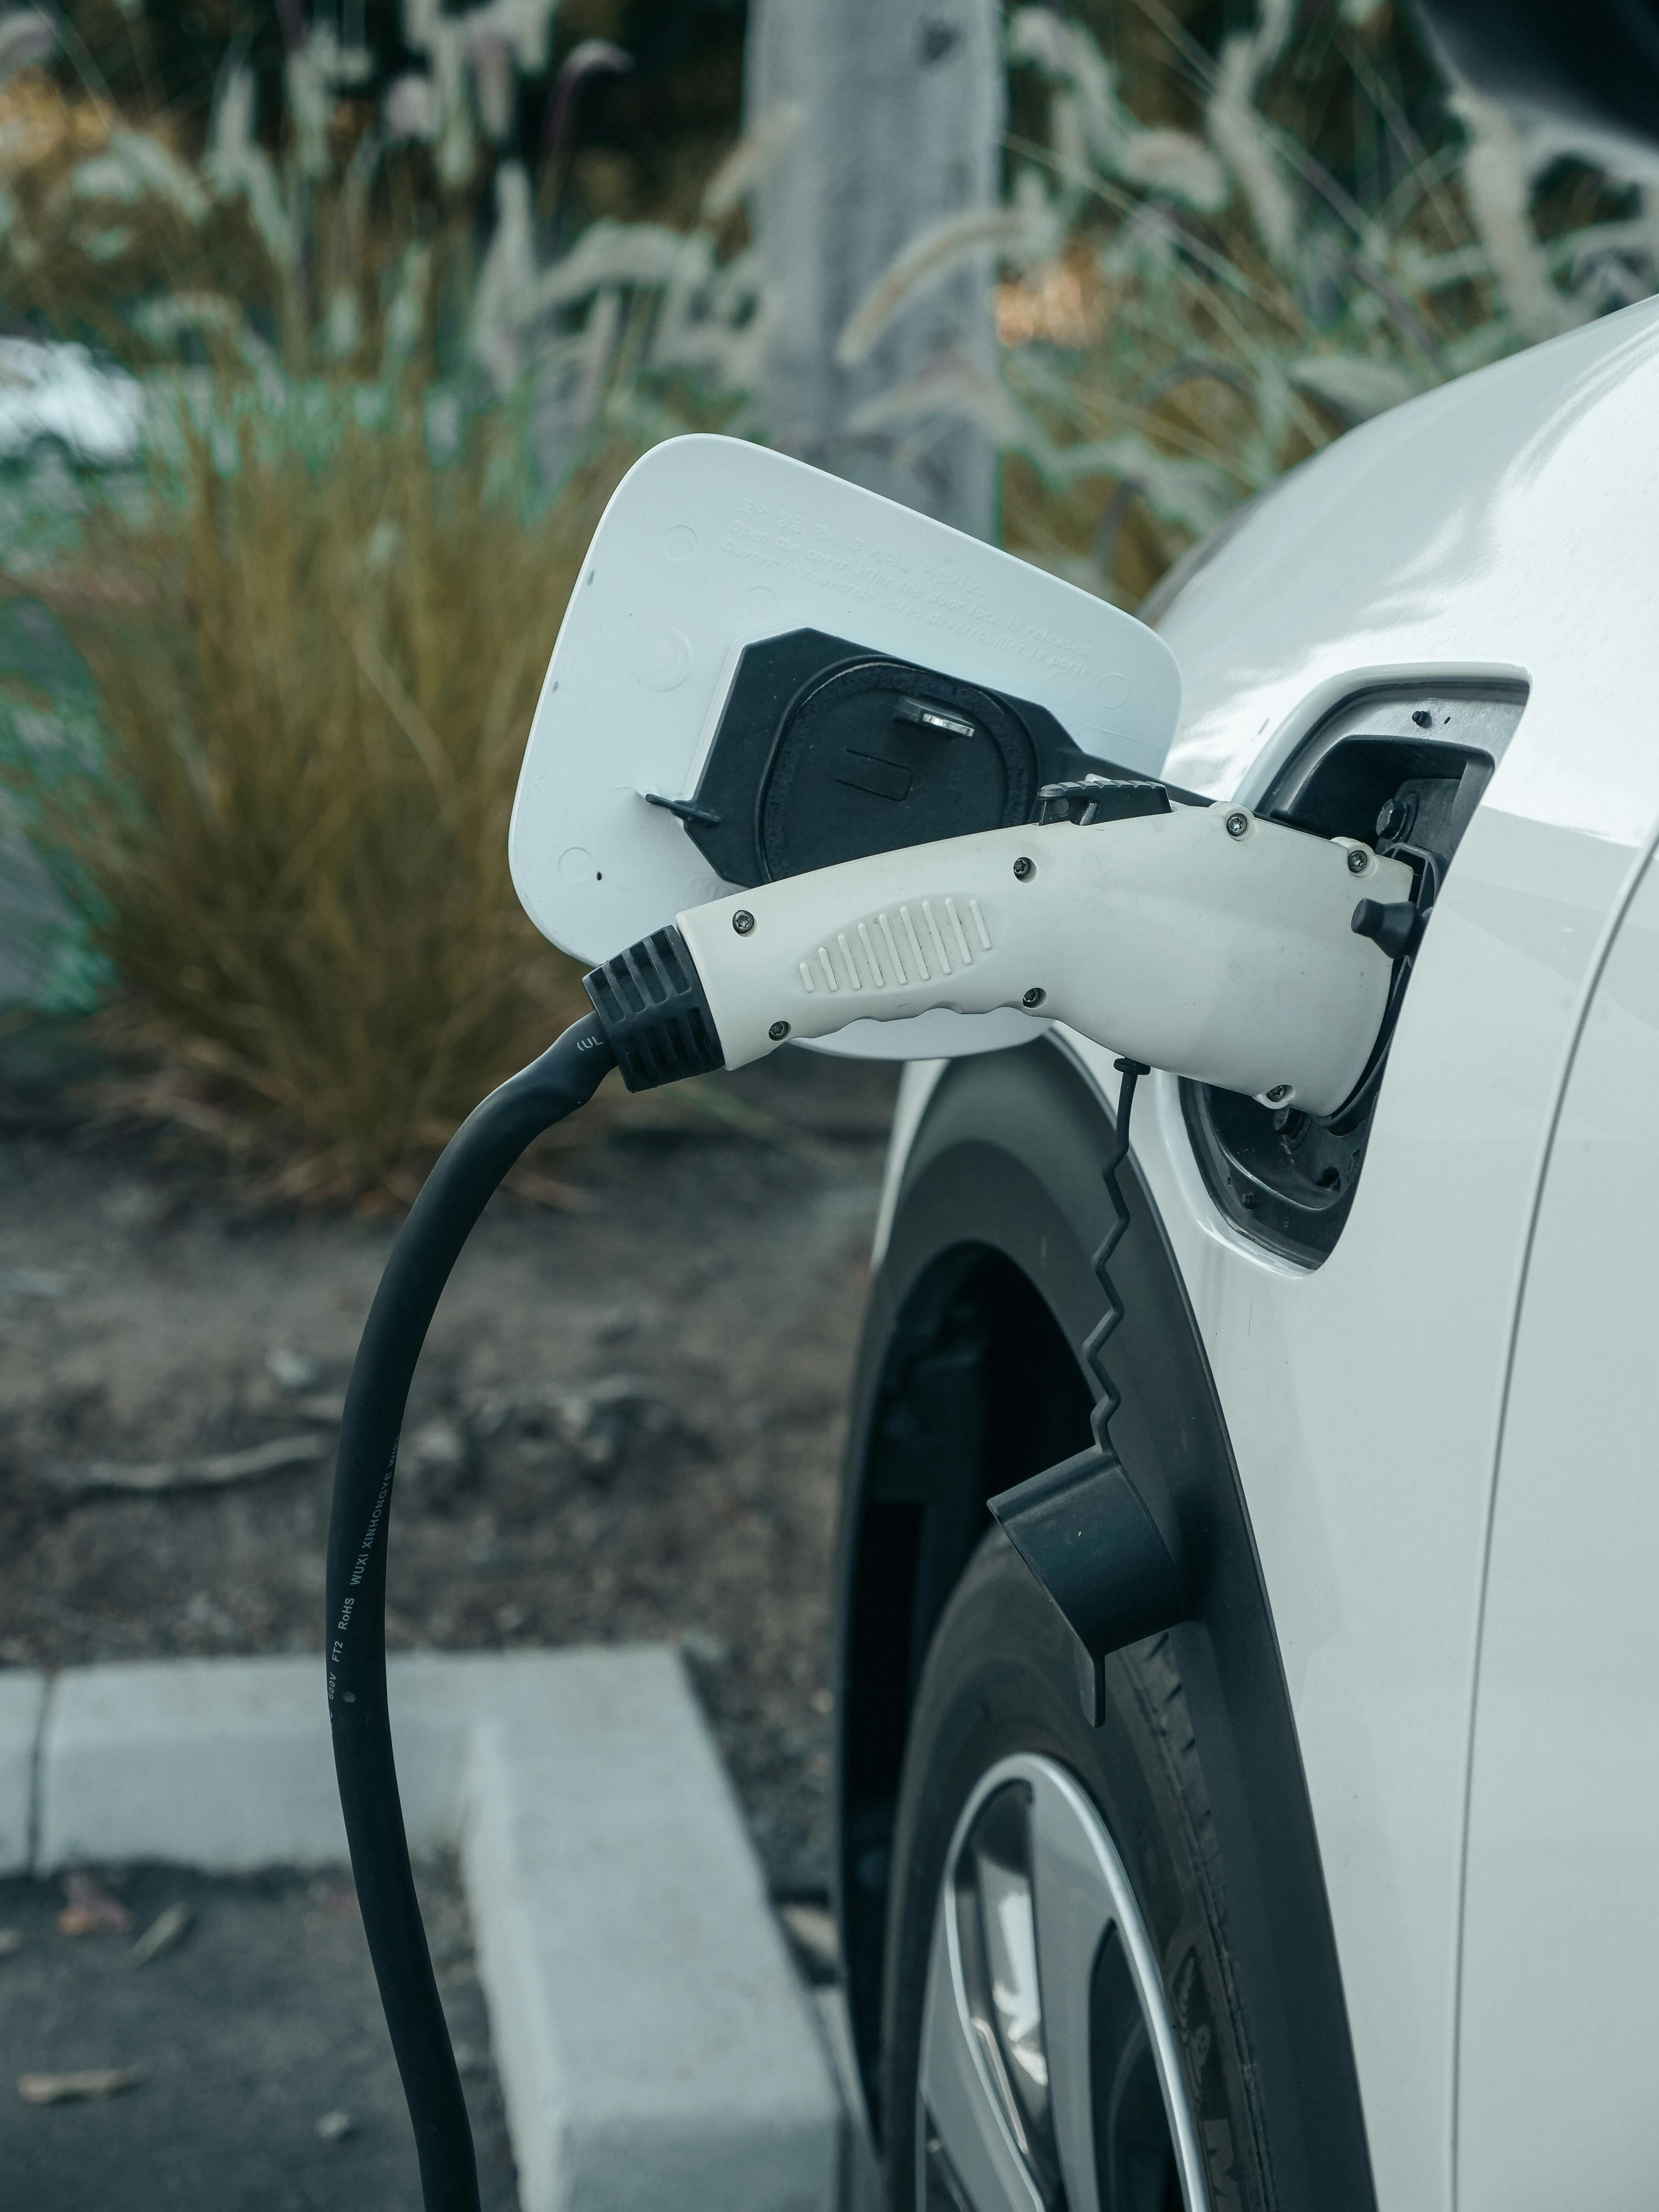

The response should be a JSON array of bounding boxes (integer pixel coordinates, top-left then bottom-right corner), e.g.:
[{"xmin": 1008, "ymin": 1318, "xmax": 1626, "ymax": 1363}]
[{"xmin": 1181, "ymin": 683, "xmax": 1527, "ymax": 1266}]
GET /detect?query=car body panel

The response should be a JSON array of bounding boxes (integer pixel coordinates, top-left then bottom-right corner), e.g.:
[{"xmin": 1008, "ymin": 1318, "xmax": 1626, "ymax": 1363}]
[
  {"xmin": 1457, "ymin": 842, "xmax": 1659, "ymax": 2209},
  {"xmin": 870, "ymin": 296, "xmax": 1659, "ymax": 2209}
]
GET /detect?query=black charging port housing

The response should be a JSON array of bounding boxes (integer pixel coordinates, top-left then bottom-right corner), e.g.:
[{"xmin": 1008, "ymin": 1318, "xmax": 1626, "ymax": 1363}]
[
  {"xmin": 660, "ymin": 627, "xmax": 1179, "ymax": 887},
  {"xmin": 1182, "ymin": 683, "xmax": 1527, "ymax": 1266}
]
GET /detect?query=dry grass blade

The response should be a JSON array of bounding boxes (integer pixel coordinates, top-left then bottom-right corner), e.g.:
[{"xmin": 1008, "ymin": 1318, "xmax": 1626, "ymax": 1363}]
[
  {"xmin": 129, "ymin": 1902, "xmax": 192, "ymax": 1968},
  {"xmin": 18, "ymin": 2068, "xmax": 146, "ymax": 2106},
  {"xmin": 36, "ymin": 1434, "xmax": 329, "ymax": 1499}
]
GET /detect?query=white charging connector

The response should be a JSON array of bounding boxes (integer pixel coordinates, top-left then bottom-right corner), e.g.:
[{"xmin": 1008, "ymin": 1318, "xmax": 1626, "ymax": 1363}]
[{"xmin": 674, "ymin": 805, "xmax": 1412, "ymax": 1117}]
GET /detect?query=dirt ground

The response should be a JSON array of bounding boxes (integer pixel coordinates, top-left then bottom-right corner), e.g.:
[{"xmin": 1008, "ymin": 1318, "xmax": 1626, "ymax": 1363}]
[{"xmin": 0, "ymin": 1018, "xmax": 901, "ymax": 1894}]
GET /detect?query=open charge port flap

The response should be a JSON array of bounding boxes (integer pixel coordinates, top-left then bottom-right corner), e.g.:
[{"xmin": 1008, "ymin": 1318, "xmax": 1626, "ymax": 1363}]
[
  {"xmin": 1182, "ymin": 683, "xmax": 1527, "ymax": 1266},
  {"xmin": 675, "ymin": 627, "xmax": 1183, "ymax": 889}
]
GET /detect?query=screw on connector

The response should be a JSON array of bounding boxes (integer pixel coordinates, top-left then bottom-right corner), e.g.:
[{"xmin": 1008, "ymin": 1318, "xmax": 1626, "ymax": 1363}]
[
  {"xmin": 768, "ymin": 1020, "xmax": 790, "ymax": 1041},
  {"xmin": 1347, "ymin": 847, "xmax": 1369, "ymax": 875},
  {"xmin": 1265, "ymin": 1083, "xmax": 1291, "ymax": 1102},
  {"xmin": 1225, "ymin": 810, "xmax": 1249, "ymax": 838},
  {"xmin": 1412, "ymin": 708, "xmax": 1433, "ymax": 728},
  {"xmin": 1013, "ymin": 856, "xmax": 1035, "ymax": 880},
  {"xmin": 1022, "ymin": 987, "xmax": 1046, "ymax": 1008},
  {"xmin": 732, "ymin": 910, "xmax": 755, "ymax": 935}
]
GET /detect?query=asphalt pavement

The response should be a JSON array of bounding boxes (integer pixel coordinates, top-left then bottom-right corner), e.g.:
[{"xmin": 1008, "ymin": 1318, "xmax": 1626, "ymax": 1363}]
[{"xmin": 0, "ymin": 1858, "xmax": 518, "ymax": 2212}]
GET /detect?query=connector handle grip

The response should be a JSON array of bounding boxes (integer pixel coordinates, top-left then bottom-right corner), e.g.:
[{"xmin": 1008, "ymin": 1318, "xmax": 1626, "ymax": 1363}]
[{"xmin": 675, "ymin": 809, "xmax": 1411, "ymax": 1117}]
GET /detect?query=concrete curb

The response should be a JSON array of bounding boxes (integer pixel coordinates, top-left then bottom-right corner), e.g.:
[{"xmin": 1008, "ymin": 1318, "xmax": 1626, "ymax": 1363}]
[
  {"xmin": 0, "ymin": 1654, "xmax": 846, "ymax": 2212},
  {"xmin": 0, "ymin": 1668, "xmax": 45, "ymax": 1873}
]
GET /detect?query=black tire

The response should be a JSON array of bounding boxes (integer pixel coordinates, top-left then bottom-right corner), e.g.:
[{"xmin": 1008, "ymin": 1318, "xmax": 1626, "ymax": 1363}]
[{"xmin": 880, "ymin": 1529, "xmax": 1275, "ymax": 2212}]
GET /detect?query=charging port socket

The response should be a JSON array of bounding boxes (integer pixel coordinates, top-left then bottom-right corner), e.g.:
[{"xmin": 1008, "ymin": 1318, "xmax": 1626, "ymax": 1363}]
[{"xmin": 1181, "ymin": 682, "xmax": 1527, "ymax": 1265}]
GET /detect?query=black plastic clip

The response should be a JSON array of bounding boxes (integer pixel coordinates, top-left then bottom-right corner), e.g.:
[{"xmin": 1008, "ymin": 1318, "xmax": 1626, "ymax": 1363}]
[
  {"xmin": 644, "ymin": 792, "xmax": 723, "ymax": 830},
  {"xmin": 989, "ymin": 1444, "xmax": 1190, "ymax": 1725},
  {"xmin": 1035, "ymin": 775, "xmax": 1171, "ymax": 827},
  {"xmin": 1350, "ymin": 897, "xmax": 1421, "ymax": 961},
  {"xmin": 893, "ymin": 695, "xmax": 976, "ymax": 740}
]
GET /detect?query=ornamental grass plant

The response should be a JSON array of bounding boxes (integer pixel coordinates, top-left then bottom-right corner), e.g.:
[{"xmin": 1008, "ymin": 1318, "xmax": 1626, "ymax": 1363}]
[
  {"xmin": 2, "ymin": 396, "xmax": 626, "ymax": 1202},
  {"xmin": 988, "ymin": 0, "xmax": 1658, "ymax": 601},
  {"xmin": 844, "ymin": 2, "xmax": 1658, "ymax": 606},
  {"xmin": 0, "ymin": 6, "xmax": 751, "ymax": 1197}
]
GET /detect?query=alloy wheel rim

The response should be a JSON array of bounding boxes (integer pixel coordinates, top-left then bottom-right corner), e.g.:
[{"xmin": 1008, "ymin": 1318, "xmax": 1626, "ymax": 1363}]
[{"xmin": 916, "ymin": 1751, "xmax": 1208, "ymax": 2212}]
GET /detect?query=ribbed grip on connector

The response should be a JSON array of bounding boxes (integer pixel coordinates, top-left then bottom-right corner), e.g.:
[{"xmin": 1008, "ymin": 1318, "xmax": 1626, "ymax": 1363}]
[{"xmin": 582, "ymin": 926, "xmax": 725, "ymax": 1092}]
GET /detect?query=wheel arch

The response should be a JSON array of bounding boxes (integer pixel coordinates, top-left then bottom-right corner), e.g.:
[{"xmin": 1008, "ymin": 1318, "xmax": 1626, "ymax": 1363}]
[{"xmin": 833, "ymin": 1035, "xmax": 1378, "ymax": 2212}]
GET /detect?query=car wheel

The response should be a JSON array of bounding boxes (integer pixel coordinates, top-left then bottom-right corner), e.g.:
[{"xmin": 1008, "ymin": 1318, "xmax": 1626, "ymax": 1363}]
[{"xmin": 880, "ymin": 1530, "xmax": 1273, "ymax": 2211}]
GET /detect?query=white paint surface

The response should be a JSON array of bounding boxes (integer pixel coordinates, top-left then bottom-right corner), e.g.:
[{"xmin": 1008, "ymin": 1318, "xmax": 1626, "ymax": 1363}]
[
  {"xmin": 1457, "ymin": 844, "xmax": 1659, "ymax": 2209},
  {"xmin": 1143, "ymin": 297, "xmax": 1659, "ymax": 2212}
]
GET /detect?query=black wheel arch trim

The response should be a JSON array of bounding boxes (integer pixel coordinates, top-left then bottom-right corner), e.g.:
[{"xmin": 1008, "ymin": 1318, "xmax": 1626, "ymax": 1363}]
[{"xmin": 832, "ymin": 1035, "xmax": 1378, "ymax": 2212}]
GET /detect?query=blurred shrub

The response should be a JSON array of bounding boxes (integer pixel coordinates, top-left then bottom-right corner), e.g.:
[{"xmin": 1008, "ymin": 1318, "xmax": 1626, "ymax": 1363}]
[
  {"xmin": 0, "ymin": 6, "xmax": 754, "ymax": 1194},
  {"xmin": 2, "ymin": 391, "xmax": 629, "ymax": 1201},
  {"xmin": 0, "ymin": 13, "xmax": 762, "ymax": 446}
]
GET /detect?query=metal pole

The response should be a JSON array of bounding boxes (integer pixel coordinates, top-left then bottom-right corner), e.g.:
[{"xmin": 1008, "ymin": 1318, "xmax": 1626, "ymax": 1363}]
[{"xmin": 743, "ymin": 0, "xmax": 1004, "ymax": 540}]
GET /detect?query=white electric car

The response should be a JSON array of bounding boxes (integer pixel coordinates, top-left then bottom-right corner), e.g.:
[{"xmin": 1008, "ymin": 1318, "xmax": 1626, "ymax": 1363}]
[
  {"xmin": 496, "ymin": 293, "xmax": 1659, "ymax": 2212},
  {"xmin": 826, "ymin": 293, "xmax": 1659, "ymax": 2212}
]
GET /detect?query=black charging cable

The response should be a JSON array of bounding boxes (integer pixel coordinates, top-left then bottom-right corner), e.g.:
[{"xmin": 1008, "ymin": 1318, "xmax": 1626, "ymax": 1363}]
[
  {"xmin": 325, "ymin": 929, "xmax": 722, "ymax": 2212},
  {"xmin": 326, "ymin": 1016, "xmax": 614, "ymax": 2212}
]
